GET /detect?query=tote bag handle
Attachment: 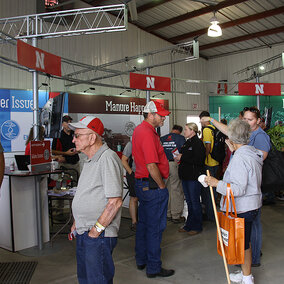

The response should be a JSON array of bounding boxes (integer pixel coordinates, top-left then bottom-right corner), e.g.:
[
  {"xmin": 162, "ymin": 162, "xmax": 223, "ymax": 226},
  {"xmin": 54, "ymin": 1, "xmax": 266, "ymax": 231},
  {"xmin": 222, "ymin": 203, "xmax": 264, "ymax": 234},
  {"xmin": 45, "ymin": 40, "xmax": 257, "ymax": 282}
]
[{"xmin": 224, "ymin": 184, "xmax": 238, "ymax": 218}]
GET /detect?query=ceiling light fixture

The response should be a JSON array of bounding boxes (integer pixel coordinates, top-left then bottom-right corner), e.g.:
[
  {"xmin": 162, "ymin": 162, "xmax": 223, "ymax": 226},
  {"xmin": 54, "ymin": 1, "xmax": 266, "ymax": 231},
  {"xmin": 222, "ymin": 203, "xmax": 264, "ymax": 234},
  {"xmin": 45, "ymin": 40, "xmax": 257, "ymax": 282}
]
[
  {"xmin": 151, "ymin": 93, "xmax": 165, "ymax": 98},
  {"xmin": 83, "ymin": 87, "xmax": 96, "ymax": 93},
  {"xmin": 119, "ymin": 89, "xmax": 132, "ymax": 96},
  {"xmin": 207, "ymin": 12, "xmax": 222, "ymax": 37},
  {"xmin": 137, "ymin": 58, "xmax": 144, "ymax": 64},
  {"xmin": 186, "ymin": 79, "xmax": 201, "ymax": 83},
  {"xmin": 259, "ymin": 65, "xmax": 265, "ymax": 71},
  {"xmin": 186, "ymin": 92, "xmax": 200, "ymax": 95}
]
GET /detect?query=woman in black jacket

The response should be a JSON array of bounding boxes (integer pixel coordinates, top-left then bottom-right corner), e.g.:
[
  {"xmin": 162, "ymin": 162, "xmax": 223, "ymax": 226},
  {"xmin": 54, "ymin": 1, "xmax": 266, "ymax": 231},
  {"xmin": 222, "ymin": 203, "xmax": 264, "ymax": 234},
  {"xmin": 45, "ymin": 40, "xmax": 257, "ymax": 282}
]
[{"xmin": 177, "ymin": 122, "xmax": 206, "ymax": 235}]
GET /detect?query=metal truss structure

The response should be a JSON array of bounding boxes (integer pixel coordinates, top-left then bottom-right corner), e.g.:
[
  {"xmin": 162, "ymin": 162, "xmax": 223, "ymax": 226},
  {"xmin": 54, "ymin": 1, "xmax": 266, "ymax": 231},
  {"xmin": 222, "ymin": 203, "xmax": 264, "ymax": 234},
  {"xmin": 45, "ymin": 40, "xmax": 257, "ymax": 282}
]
[
  {"xmin": 0, "ymin": 29, "xmax": 199, "ymax": 91},
  {"xmin": 0, "ymin": 4, "xmax": 127, "ymax": 39},
  {"xmin": 234, "ymin": 53, "xmax": 284, "ymax": 82},
  {"xmin": 64, "ymin": 40, "xmax": 199, "ymax": 88}
]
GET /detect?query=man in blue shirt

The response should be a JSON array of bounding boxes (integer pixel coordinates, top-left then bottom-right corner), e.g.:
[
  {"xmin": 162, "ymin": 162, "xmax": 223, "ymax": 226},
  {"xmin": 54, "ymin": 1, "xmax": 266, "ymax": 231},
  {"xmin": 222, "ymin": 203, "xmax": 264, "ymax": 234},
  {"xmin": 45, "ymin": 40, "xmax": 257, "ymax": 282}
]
[{"xmin": 161, "ymin": 125, "xmax": 186, "ymax": 223}]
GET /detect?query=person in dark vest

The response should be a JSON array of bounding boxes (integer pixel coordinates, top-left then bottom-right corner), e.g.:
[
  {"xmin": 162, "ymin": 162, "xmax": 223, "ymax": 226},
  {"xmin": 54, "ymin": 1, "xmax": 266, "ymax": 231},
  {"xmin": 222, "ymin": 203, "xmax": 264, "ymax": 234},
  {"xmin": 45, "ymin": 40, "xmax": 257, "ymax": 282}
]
[{"xmin": 52, "ymin": 115, "xmax": 80, "ymax": 176}]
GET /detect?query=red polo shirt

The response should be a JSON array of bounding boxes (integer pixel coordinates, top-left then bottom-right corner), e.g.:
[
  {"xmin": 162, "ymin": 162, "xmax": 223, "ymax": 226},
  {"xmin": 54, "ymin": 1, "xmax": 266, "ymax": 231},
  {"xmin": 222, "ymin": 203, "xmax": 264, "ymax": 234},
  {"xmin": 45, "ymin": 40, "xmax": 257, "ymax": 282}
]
[{"xmin": 132, "ymin": 120, "xmax": 169, "ymax": 179}]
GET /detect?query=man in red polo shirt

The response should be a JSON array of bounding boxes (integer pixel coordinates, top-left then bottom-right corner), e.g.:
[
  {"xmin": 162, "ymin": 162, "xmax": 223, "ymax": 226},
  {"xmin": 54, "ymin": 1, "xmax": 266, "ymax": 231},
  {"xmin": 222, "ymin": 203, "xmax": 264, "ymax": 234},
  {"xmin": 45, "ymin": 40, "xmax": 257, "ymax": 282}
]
[{"xmin": 132, "ymin": 101, "xmax": 175, "ymax": 279}]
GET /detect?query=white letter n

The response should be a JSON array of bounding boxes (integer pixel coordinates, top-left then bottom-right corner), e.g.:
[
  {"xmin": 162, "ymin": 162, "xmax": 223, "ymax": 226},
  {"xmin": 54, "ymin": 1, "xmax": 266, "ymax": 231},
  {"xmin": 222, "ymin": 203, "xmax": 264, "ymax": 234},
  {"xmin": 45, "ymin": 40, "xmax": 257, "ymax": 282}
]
[
  {"xmin": 35, "ymin": 51, "xmax": 45, "ymax": 70},
  {"xmin": 255, "ymin": 84, "xmax": 264, "ymax": 94},
  {"xmin": 146, "ymin": 77, "xmax": 155, "ymax": 89}
]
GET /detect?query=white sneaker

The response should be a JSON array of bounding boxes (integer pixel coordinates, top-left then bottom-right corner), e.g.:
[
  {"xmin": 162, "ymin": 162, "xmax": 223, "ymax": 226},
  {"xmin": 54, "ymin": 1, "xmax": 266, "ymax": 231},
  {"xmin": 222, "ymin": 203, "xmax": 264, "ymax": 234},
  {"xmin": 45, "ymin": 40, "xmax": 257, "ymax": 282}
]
[
  {"xmin": 230, "ymin": 271, "xmax": 243, "ymax": 283},
  {"xmin": 242, "ymin": 274, "xmax": 254, "ymax": 284}
]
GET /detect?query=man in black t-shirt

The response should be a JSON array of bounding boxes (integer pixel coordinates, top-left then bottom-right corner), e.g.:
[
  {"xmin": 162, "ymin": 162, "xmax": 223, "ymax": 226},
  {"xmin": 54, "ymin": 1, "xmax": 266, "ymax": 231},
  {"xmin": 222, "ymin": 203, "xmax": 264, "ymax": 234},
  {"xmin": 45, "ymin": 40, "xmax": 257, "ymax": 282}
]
[{"xmin": 52, "ymin": 115, "xmax": 80, "ymax": 177}]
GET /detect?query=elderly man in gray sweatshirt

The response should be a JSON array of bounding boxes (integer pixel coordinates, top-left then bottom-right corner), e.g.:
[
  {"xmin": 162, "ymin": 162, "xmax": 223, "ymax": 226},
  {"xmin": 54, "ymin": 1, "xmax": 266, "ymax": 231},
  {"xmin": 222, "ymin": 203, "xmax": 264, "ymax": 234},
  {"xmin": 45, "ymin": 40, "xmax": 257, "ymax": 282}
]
[{"xmin": 205, "ymin": 118, "xmax": 263, "ymax": 284}]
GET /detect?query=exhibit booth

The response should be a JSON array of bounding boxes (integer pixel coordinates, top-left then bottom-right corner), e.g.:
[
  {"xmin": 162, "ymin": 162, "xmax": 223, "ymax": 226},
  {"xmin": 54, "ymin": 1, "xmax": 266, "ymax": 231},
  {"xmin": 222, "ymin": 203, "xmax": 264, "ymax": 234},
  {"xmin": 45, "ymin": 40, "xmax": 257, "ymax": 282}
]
[{"xmin": 0, "ymin": 89, "xmax": 170, "ymax": 251}]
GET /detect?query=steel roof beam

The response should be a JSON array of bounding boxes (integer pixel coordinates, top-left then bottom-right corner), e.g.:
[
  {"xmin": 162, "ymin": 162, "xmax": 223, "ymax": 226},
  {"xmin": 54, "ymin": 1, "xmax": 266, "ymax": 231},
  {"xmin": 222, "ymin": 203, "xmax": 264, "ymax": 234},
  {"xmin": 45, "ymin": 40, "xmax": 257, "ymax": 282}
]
[
  {"xmin": 169, "ymin": 6, "xmax": 284, "ymax": 43},
  {"xmin": 200, "ymin": 26, "xmax": 284, "ymax": 51},
  {"xmin": 145, "ymin": 0, "xmax": 248, "ymax": 32},
  {"xmin": 137, "ymin": 0, "xmax": 174, "ymax": 14}
]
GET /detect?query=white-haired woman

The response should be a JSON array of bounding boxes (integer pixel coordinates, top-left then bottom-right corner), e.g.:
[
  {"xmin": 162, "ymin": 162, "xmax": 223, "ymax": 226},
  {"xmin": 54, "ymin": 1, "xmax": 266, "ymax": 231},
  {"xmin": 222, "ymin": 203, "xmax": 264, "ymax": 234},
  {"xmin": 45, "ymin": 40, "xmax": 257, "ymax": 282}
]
[
  {"xmin": 201, "ymin": 106, "xmax": 270, "ymax": 267},
  {"xmin": 205, "ymin": 119, "xmax": 263, "ymax": 284},
  {"xmin": 177, "ymin": 123, "xmax": 205, "ymax": 235}
]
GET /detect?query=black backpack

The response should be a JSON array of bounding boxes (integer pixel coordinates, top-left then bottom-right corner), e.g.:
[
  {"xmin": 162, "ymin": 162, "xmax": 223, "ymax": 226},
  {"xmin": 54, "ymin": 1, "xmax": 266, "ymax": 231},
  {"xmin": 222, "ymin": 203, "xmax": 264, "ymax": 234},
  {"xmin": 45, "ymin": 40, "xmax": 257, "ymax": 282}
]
[
  {"xmin": 261, "ymin": 147, "xmax": 284, "ymax": 192},
  {"xmin": 204, "ymin": 126, "xmax": 226, "ymax": 163}
]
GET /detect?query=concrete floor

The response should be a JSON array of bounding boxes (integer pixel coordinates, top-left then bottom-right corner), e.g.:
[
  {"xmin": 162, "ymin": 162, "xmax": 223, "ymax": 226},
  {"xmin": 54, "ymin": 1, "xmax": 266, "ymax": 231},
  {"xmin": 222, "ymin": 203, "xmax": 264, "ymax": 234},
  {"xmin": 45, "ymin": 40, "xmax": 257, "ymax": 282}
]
[{"xmin": 1, "ymin": 202, "xmax": 284, "ymax": 284}]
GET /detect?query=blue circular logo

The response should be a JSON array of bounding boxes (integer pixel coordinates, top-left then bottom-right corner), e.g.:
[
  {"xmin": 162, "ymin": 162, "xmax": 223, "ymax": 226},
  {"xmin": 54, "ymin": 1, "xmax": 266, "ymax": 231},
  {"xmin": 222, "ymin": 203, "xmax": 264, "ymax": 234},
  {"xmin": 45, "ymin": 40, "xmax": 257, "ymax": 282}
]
[{"xmin": 1, "ymin": 120, "xmax": 20, "ymax": 140}]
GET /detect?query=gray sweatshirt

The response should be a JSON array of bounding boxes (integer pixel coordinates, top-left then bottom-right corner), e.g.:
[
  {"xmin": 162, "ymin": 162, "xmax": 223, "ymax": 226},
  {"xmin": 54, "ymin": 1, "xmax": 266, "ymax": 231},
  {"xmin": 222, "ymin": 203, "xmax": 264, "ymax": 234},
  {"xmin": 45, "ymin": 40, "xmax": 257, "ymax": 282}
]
[{"xmin": 217, "ymin": 145, "xmax": 263, "ymax": 213}]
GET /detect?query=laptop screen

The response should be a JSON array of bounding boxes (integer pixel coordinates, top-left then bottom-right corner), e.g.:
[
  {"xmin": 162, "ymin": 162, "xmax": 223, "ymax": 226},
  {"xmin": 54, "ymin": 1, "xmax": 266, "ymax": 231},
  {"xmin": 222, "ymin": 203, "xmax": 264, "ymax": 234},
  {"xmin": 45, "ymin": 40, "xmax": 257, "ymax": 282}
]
[{"xmin": 15, "ymin": 155, "xmax": 30, "ymax": 171}]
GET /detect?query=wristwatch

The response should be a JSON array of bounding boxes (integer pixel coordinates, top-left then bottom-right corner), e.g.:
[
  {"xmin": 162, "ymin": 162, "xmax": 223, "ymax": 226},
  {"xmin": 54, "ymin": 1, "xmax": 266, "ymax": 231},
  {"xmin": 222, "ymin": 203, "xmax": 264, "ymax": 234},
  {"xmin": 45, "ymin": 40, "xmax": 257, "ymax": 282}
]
[{"xmin": 95, "ymin": 225, "xmax": 103, "ymax": 233}]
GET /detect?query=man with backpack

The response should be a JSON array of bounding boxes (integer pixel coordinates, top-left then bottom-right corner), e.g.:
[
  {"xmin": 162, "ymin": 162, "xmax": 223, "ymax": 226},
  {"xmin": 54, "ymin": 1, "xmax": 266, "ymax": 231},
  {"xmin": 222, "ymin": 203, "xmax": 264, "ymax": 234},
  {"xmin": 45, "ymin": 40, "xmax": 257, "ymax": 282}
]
[{"xmin": 199, "ymin": 111, "xmax": 224, "ymax": 221}]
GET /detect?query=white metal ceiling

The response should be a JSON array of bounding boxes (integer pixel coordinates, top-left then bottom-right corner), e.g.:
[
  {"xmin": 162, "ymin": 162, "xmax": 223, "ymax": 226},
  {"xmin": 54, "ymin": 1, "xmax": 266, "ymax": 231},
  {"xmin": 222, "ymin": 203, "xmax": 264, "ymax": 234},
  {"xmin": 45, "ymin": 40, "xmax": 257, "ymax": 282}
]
[{"xmin": 81, "ymin": 0, "xmax": 284, "ymax": 59}]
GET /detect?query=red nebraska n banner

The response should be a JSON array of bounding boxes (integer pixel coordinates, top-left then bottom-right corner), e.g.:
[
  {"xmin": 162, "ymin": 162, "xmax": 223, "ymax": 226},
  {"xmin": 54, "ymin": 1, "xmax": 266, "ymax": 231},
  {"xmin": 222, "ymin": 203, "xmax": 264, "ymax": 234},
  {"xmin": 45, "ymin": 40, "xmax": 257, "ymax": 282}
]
[
  {"xmin": 17, "ymin": 40, "xmax": 62, "ymax": 77},
  {"xmin": 130, "ymin": 73, "xmax": 171, "ymax": 92},
  {"xmin": 238, "ymin": 83, "xmax": 281, "ymax": 96}
]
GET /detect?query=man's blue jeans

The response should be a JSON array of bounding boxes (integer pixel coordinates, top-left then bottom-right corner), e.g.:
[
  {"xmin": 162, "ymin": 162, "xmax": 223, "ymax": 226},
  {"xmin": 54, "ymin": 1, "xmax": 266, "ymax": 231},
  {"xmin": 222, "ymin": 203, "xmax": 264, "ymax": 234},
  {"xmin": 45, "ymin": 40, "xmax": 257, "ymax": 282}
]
[
  {"xmin": 135, "ymin": 179, "xmax": 168, "ymax": 274},
  {"xmin": 201, "ymin": 165, "xmax": 219, "ymax": 221},
  {"xmin": 76, "ymin": 231, "xmax": 117, "ymax": 284},
  {"xmin": 181, "ymin": 180, "xmax": 202, "ymax": 232},
  {"xmin": 251, "ymin": 208, "xmax": 262, "ymax": 264}
]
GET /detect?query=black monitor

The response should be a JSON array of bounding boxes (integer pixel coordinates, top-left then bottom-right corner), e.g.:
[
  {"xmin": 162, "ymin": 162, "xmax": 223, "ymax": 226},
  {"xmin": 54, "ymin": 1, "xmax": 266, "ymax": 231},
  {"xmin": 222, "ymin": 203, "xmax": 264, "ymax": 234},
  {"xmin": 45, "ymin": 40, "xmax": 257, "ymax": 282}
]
[
  {"xmin": 15, "ymin": 155, "xmax": 30, "ymax": 171},
  {"xmin": 40, "ymin": 92, "xmax": 66, "ymax": 138}
]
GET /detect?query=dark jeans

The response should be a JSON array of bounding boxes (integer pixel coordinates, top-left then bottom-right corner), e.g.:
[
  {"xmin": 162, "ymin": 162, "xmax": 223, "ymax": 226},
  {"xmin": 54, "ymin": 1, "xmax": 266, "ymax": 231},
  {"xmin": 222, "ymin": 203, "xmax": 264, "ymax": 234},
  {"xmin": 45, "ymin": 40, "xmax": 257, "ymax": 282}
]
[
  {"xmin": 238, "ymin": 209, "xmax": 259, "ymax": 250},
  {"xmin": 76, "ymin": 231, "xmax": 117, "ymax": 284},
  {"xmin": 135, "ymin": 179, "xmax": 168, "ymax": 274},
  {"xmin": 182, "ymin": 180, "xmax": 202, "ymax": 232},
  {"xmin": 250, "ymin": 208, "xmax": 262, "ymax": 264},
  {"xmin": 201, "ymin": 165, "xmax": 219, "ymax": 221}
]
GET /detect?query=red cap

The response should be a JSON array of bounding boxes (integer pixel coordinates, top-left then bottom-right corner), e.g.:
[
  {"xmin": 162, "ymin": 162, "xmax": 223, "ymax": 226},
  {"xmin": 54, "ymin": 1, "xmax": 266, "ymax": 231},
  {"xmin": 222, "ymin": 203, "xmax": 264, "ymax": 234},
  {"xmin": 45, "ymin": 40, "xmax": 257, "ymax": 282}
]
[
  {"xmin": 69, "ymin": 115, "xmax": 104, "ymax": 136},
  {"xmin": 143, "ymin": 101, "xmax": 171, "ymax": 116}
]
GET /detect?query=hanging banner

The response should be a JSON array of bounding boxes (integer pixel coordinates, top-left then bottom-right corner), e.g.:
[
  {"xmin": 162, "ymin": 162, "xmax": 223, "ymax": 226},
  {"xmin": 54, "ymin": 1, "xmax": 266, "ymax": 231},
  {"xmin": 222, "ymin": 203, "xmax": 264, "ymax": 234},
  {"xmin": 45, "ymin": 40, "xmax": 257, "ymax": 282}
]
[
  {"xmin": 129, "ymin": 73, "xmax": 171, "ymax": 92},
  {"xmin": 17, "ymin": 40, "xmax": 62, "ymax": 77},
  {"xmin": 238, "ymin": 83, "xmax": 281, "ymax": 96}
]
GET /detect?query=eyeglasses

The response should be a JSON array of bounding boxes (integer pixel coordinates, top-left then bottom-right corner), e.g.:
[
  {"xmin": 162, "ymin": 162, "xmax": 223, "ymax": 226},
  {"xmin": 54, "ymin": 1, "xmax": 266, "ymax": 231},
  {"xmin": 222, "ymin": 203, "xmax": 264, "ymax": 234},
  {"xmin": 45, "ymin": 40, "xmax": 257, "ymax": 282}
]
[{"xmin": 73, "ymin": 133, "xmax": 92, "ymax": 139}]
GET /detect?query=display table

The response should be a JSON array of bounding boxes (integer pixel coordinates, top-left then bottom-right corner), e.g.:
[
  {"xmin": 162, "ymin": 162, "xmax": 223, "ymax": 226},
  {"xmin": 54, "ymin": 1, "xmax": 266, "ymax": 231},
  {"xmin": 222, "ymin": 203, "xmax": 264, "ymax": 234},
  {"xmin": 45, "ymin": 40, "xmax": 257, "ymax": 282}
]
[{"xmin": 0, "ymin": 169, "xmax": 61, "ymax": 252}]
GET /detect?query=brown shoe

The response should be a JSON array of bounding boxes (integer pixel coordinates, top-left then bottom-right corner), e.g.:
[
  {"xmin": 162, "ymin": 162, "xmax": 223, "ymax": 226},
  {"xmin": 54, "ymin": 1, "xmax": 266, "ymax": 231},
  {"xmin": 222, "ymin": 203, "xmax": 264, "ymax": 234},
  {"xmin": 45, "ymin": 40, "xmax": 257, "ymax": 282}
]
[
  {"xmin": 188, "ymin": 230, "xmax": 201, "ymax": 236},
  {"xmin": 178, "ymin": 228, "xmax": 188, "ymax": 233}
]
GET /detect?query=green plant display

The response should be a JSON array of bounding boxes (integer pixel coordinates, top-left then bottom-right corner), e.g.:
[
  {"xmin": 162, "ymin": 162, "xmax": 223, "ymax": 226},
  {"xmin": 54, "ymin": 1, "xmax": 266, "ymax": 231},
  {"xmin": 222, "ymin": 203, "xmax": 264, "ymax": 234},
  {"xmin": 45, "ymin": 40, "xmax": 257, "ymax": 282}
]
[{"xmin": 267, "ymin": 125, "xmax": 284, "ymax": 151}]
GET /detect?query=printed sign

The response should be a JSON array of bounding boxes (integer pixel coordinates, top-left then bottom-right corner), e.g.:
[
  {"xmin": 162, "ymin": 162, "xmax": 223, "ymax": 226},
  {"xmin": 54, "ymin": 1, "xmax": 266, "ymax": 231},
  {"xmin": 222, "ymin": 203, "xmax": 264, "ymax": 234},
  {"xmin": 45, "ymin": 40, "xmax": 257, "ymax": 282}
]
[
  {"xmin": 220, "ymin": 228, "xmax": 229, "ymax": 246},
  {"xmin": 68, "ymin": 94, "xmax": 169, "ymax": 115},
  {"xmin": 0, "ymin": 89, "xmax": 55, "ymax": 152},
  {"xmin": 30, "ymin": 140, "xmax": 51, "ymax": 165},
  {"xmin": 238, "ymin": 83, "xmax": 281, "ymax": 96},
  {"xmin": 17, "ymin": 40, "xmax": 62, "ymax": 77},
  {"xmin": 129, "ymin": 73, "xmax": 171, "ymax": 92}
]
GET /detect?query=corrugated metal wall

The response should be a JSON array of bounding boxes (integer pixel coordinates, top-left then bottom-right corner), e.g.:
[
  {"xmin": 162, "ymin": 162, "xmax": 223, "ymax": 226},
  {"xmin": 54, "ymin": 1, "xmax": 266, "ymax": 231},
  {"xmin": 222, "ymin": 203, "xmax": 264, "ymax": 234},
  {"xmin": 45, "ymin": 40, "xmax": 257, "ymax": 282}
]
[
  {"xmin": 1, "ymin": 1, "xmax": 283, "ymax": 129},
  {"xmin": 0, "ymin": 0, "xmax": 209, "ymax": 129},
  {"xmin": 207, "ymin": 43, "xmax": 284, "ymax": 95}
]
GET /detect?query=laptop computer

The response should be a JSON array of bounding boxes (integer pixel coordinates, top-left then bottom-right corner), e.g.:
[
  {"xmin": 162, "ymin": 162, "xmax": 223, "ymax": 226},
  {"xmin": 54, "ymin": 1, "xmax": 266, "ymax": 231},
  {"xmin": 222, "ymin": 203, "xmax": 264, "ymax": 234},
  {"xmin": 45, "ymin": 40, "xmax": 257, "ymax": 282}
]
[{"xmin": 14, "ymin": 155, "xmax": 30, "ymax": 171}]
